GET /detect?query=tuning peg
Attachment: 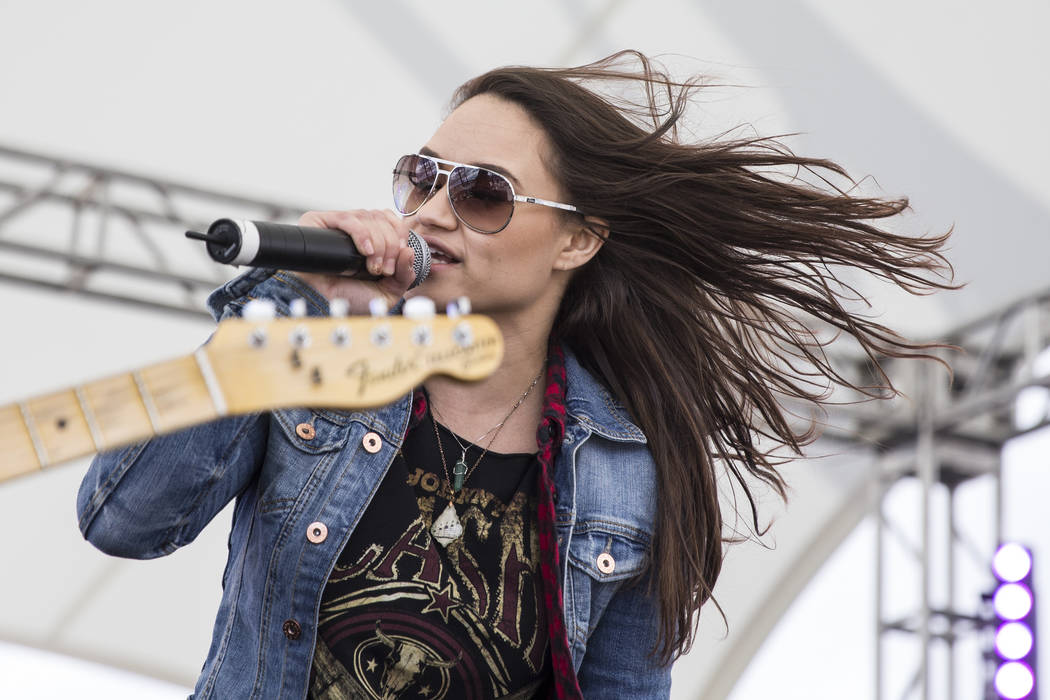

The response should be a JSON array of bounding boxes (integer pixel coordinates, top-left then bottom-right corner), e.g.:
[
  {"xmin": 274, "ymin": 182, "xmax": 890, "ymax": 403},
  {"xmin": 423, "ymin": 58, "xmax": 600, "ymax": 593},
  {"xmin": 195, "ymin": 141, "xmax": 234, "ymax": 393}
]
[
  {"xmin": 249, "ymin": 328, "xmax": 268, "ymax": 348},
  {"xmin": 329, "ymin": 298, "xmax": 349, "ymax": 318},
  {"xmin": 412, "ymin": 326, "xmax": 433, "ymax": 347},
  {"xmin": 445, "ymin": 297, "xmax": 470, "ymax": 319},
  {"xmin": 371, "ymin": 323, "xmax": 392, "ymax": 348},
  {"xmin": 290, "ymin": 325, "xmax": 311, "ymax": 349},
  {"xmin": 452, "ymin": 321, "xmax": 474, "ymax": 348},
  {"xmin": 289, "ymin": 298, "xmax": 307, "ymax": 318},
  {"xmin": 331, "ymin": 325, "xmax": 351, "ymax": 347},
  {"xmin": 403, "ymin": 296, "xmax": 436, "ymax": 321},
  {"xmin": 368, "ymin": 297, "xmax": 388, "ymax": 318},
  {"xmin": 242, "ymin": 299, "xmax": 276, "ymax": 321}
]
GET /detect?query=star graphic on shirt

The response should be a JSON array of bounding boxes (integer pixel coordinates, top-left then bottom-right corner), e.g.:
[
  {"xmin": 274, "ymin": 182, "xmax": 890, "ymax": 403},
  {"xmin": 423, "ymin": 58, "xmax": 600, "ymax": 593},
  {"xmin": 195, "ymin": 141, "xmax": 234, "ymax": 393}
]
[
  {"xmin": 421, "ymin": 582, "xmax": 461, "ymax": 623},
  {"xmin": 365, "ymin": 657, "xmax": 378, "ymax": 673},
  {"xmin": 418, "ymin": 685, "xmax": 433, "ymax": 697}
]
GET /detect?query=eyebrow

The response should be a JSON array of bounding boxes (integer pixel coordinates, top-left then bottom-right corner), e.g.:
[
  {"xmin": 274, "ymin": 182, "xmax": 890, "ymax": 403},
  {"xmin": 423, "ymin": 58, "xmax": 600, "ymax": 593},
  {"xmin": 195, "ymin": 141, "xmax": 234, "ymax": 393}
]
[{"xmin": 418, "ymin": 147, "xmax": 522, "ymax": 188}]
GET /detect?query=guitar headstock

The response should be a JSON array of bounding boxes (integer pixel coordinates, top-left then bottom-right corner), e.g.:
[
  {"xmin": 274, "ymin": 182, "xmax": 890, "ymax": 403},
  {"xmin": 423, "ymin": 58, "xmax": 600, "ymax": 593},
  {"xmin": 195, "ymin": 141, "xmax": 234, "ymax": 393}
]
[{"xmin": 204, "ymin": 298, "xmax": 503, "ymax": 413}]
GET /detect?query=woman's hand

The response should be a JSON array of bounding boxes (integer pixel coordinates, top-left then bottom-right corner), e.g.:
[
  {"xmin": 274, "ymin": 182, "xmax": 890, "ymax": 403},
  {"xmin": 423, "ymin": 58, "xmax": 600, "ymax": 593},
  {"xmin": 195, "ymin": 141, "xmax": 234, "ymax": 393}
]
[{"xmin": 292, "ymin": 209, "xmax": 419, "ymax": 314}]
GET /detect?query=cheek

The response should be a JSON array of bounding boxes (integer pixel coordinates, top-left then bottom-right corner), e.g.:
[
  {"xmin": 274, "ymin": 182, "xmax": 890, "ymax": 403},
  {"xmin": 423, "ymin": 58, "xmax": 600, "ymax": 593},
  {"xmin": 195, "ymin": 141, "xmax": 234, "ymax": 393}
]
[
  {"xmin": 473, "ymin": 238, "xmax": 555, "ymax": 284},
  {"xmin": 491, "ymin": 220, "xmax": 562, "ymax": 264}
]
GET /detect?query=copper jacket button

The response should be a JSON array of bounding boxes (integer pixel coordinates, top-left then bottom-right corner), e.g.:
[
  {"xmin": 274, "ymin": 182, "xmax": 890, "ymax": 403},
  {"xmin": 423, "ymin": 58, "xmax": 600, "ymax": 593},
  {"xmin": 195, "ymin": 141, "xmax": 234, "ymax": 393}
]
[
  {"xmin": 282, "ymin": 619, "xmax": 302, "ymax": 640},
  {"xmin": 596, "ymin": 552, "xmax": 616, "ymax": 574},
  {"xmin": 362, "ymin": 432, "xmax": 382, "ymax": 453},
  {"xmin": 295, "ymin": 423, "xmax": 315, "ymax": 440},
  {"xmin": 306, "ymin": 521, "xmax": 328, "ymax": 544}
]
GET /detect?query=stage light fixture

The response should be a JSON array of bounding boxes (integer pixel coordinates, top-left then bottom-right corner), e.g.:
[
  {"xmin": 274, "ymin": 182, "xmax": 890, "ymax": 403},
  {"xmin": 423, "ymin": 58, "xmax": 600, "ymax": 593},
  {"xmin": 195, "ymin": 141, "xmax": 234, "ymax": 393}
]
[
  {"xmin": 998, "ymin": 623, "xmax": 1035, "ymax": 660},
  {"xmin": 989, "ymin": 543, "xmax": 1038, "ymax": 700},
  {"xmin": 997, "ymin": 662, "xmax": 1036, "ymax": 699},
  {"xmin": 997, "ymin": 544, "xmax": 1036, "ymax": 583},
  {"xmin": 996, "ymin": 584, "xmax": 1035, "ymax": 620}
]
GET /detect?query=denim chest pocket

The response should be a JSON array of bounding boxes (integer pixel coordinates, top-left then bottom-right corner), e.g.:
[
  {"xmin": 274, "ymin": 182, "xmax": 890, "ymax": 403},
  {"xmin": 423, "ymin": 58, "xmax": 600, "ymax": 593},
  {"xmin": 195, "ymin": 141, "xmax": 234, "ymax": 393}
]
[
  {"xmin": 260, "ymin": 408, "xmax": 352, "ymax": 514},
  {"xmin": 271, "ymin": 408, "xmax": 351, "ymax": 454},
  {"xmin": 565, "ymin": 521, "xmax": 651, "ymax": 649},
  {"xmin": 568, "ymin": 522, "xmax": 649, "ymax": 583}
]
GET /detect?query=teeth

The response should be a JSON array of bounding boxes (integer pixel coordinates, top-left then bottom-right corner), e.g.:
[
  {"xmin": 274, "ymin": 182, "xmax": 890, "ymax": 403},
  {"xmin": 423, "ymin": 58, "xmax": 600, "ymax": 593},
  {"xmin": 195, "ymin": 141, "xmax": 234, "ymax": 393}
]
[{"xmin": 432, "ymin": 250, "xmax": 456, "ymax": 263}]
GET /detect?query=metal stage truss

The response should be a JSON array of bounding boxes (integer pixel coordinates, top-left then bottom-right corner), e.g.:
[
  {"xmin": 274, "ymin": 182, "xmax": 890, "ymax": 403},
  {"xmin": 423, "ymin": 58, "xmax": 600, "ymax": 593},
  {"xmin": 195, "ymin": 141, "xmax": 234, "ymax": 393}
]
[
  {"xmin": 2, "ymin": 143, "xmax": 1048, "ymax": 699},
  {"xmin": 0, "ymin": 143, "xmax": 311, "ymax": 317},
  {"xmin": 826, "ymin": 291, "xmax": 1050, "ymax": 699}
]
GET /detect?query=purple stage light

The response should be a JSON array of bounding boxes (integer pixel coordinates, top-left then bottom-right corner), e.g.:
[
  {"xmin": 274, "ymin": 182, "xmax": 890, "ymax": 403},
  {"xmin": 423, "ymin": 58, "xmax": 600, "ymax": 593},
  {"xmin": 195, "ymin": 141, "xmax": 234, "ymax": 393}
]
[
  {"xmin": 994, "ymin": 543, "xmax": 1034, "ymax": 583},
  {"xmin": 996, "ymin": 622, "xmax": 1035, "ymax": 660},
  {"xmin": 994, "ymin": 583, "xmax": 1034, "ymax": 621},
  {"xmin": 994, "ymin": 661, "xmax": 1035, "ymax": 699},
  {"xmin": 988, "ymin": 542, "xmax": 1037, "ymax": 699}
]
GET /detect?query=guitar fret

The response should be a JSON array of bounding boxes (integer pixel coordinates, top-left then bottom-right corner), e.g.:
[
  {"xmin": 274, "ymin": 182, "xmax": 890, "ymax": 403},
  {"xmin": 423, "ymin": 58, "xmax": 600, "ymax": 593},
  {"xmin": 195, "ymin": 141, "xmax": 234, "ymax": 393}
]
[
  {"xmin": 132, "ymin": 370, "xmax": 162, "ymax": 434},
  {"xmin": 74, "ymin": 386, "xmax": 105, "ymax": 451},
  {"xmin": 0, "ymin": 405, "xmax": 42, "ymax": 481},
  {"xmin": 18, "ymin": 402, "xmax": 50, "ymax": 468},
  {"xmin": 80, "ymin": 374, "xmax": 153, "ymax": 448},
  {"xmin": 194, "ymin": 348, "xmax": 228, "ymax": 416}
]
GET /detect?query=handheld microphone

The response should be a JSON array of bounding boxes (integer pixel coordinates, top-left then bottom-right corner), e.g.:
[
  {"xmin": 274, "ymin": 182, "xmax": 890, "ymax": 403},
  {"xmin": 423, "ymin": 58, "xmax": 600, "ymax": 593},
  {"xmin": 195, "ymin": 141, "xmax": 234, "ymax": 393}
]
[{"xmin": 186, "ymin": 219, "xmax": 431, "ymax": 289}]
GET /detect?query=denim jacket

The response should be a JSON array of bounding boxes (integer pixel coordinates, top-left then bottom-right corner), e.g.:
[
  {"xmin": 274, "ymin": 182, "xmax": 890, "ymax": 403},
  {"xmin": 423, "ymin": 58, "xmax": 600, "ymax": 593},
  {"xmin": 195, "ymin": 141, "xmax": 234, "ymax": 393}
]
[{"xmin": 76, "ymin": 270, "xmax": 671, "ymax": 698}]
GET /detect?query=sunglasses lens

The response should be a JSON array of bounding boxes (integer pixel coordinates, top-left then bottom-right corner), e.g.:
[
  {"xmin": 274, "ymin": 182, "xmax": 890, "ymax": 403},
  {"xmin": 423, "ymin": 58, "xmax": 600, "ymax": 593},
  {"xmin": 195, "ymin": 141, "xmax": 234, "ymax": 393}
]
[
  {"xmin": 392, "ymin": 155, "xmax": 437, "ymax": 215},
  {"xmin": 448, "ymin": 166, "xmax": 514, "ymax": 233},
  {"xmin": 392, "ymin": 155, "xmax": 515, "ymax": 233}
]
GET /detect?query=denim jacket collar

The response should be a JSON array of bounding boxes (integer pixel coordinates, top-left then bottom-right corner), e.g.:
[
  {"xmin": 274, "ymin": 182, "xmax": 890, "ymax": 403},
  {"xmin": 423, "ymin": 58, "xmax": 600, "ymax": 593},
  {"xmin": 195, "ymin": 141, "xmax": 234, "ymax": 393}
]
[
  {"xmin": 207, "ymin": 268, "xmax": 329, "ymax": 321},
  {"xmin": 561, "ymin": 351, "xmax": 647, "ymax": 445}
]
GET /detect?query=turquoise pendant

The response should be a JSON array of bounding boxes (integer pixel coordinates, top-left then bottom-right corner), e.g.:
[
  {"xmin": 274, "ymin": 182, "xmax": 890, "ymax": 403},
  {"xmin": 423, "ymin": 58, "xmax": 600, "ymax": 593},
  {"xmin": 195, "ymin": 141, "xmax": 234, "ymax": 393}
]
[{"xmin": 452, "ymin": 454, "xmax": 468, "ymax": 492}]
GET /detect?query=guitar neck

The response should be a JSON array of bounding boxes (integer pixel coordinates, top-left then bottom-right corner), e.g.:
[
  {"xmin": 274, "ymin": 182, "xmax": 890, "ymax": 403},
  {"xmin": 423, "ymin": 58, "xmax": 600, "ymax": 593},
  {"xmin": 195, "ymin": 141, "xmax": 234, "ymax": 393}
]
[
  {"xmin": 0, "ymin": 310, "xmax": 505, "ymax": 485},
  {"xmin": 0, "ymin": 352, "xmax": 220, "ymax": 483}
]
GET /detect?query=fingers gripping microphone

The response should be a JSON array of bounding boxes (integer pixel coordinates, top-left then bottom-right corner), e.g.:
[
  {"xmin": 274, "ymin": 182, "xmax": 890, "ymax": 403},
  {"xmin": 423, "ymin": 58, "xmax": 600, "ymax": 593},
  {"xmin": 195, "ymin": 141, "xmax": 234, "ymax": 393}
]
[{"xmin": 186, "ymin": 219, "xmax": 431, "ymax": 289}]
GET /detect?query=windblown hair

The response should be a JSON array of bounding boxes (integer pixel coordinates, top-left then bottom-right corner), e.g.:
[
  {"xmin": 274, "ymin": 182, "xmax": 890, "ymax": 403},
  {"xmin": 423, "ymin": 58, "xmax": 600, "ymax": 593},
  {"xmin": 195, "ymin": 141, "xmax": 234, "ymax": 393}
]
[{"xmin": 451, "ymin": 51, "xmax": 954, "ymax": 664}]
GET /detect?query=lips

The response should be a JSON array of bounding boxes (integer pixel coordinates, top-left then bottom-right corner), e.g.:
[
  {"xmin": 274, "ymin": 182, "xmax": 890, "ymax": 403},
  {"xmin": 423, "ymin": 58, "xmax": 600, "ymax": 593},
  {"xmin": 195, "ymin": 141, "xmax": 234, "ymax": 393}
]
[
  {"xmin": 431, "ymin": 249, "xmax": 459, "ymax": 264},
  {"xmin": 423, "ymin": 238, "xmax": 461, "ymax": 264}
]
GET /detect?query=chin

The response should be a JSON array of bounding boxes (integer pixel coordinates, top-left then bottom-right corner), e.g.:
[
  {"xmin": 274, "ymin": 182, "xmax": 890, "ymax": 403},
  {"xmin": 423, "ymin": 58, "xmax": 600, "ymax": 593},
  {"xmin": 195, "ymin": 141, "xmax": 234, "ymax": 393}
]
[{"xmin": 405, "ymin": 281, "xmax": 461, "ymax": 311}]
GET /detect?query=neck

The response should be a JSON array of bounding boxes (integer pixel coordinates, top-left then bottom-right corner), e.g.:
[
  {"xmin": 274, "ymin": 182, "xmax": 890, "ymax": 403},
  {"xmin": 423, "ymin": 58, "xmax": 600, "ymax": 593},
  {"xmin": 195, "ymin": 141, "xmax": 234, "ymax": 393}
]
[{"xmin": 424, "ymin": 306, "xmax": 554, "ymax": 453}]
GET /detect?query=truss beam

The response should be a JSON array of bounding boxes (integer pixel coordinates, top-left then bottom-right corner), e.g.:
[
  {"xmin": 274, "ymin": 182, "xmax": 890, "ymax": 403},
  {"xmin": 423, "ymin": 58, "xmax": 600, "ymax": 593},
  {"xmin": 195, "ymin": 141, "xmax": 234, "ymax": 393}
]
[{"xmin": 0, "ymin": 143, "xmax": 311, "ymax": 316}]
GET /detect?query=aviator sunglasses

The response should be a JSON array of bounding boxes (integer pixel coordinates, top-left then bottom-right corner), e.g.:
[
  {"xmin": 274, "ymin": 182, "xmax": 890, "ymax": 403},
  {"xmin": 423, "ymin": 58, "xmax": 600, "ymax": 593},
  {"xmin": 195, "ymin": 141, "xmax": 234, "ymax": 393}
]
[{"xmin": 392, "ymin": 153, "xmax": 581, "ymax": 234}]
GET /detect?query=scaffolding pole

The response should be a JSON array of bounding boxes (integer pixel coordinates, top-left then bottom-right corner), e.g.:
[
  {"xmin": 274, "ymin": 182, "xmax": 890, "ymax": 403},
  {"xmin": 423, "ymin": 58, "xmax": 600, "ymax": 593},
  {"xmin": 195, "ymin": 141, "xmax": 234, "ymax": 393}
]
[{"xmin": 856, "ymin": 292, "xmax": 1050, "ymax": 699}]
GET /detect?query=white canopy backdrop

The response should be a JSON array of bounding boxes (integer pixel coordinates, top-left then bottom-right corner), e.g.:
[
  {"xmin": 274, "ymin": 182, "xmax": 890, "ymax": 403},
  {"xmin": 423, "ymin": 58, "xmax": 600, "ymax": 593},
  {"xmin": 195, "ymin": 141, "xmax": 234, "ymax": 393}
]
[{"xmin": 0, "ymin": 1, "xmax": 1047, "ymax": 698}]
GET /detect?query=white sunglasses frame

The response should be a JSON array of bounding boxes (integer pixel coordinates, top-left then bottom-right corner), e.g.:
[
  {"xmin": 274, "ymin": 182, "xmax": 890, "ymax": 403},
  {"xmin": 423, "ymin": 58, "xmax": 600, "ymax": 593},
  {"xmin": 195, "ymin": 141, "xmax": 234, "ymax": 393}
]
[{"xmin": 393, "ymin": 153, "xmax": 581, "ymax": 234}]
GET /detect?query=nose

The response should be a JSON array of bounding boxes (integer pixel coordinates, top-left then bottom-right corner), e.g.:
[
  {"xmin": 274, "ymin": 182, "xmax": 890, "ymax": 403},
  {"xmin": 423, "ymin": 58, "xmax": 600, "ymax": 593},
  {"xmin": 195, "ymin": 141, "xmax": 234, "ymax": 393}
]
[{"xmin": 414, "ymin": 172, "xmax": 458, "ymax": 231}]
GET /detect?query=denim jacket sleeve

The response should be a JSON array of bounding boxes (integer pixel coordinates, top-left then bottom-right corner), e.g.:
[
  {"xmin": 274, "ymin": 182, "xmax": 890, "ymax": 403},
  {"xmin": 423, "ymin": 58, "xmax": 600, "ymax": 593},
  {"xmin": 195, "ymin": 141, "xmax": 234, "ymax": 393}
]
[{"xmin": 76, "ymin": 269, "xmax": 329, "ymax": 559}]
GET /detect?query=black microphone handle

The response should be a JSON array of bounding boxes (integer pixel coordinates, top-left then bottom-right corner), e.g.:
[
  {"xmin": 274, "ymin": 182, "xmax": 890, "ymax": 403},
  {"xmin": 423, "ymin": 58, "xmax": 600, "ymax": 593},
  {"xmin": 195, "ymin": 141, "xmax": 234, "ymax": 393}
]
[
  {"xmin": 252, "ymin": 221, "xmax": 373, "ymax": 276},
  {"xmin": 186, "ymin": 219, "xmax": 431, "ymax": 287}
]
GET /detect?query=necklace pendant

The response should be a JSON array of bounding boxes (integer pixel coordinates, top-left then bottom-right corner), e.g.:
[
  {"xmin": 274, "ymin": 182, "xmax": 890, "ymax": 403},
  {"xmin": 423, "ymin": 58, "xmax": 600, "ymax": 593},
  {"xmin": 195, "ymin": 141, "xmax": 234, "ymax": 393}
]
[
  {"xmin": 431, "ymin": 502, "xmax": 464, "ymax": 546},
  {"xmin": 452, "ymin": 455, "xmax": 468, "ymax": 492}
]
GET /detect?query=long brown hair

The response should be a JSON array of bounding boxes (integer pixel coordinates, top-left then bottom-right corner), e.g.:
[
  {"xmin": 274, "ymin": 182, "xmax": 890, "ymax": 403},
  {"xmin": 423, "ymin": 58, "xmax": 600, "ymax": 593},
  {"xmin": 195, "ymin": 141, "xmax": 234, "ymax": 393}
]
[{"xmin": 451, "ymin": 51, "xmax": 954, "ymax": 664}]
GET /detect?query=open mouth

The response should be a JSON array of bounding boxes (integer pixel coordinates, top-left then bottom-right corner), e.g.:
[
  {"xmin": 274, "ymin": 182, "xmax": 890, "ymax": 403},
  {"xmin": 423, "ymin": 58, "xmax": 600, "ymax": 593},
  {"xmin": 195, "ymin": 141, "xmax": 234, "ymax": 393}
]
[{"xmin": 430, "ymin": 249, "xmax": 460, "ymax": 265}]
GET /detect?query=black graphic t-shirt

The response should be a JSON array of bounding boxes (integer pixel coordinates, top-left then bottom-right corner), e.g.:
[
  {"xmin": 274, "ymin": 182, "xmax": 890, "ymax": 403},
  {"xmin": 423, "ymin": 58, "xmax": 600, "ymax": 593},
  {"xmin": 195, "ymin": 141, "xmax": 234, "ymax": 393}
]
[{"xmin": 309, "ymin": 410, "xmax": 550, "ymax": 700}]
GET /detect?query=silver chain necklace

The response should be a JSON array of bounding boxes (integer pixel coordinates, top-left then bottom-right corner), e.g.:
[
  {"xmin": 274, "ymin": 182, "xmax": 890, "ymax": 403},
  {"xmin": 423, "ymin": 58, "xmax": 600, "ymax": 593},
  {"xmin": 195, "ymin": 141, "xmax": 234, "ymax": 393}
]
[{"xmin": 429, "ymin": 366, "xmax": 545, "ymax": 547}]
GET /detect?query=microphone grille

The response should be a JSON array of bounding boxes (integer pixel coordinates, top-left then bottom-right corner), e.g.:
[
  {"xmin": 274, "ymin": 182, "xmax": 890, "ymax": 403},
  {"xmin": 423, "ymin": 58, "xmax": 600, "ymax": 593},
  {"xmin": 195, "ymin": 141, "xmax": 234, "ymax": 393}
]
[{"xmin": 406, "ymin": 230, "xmax": 431, "ymax": 289}]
